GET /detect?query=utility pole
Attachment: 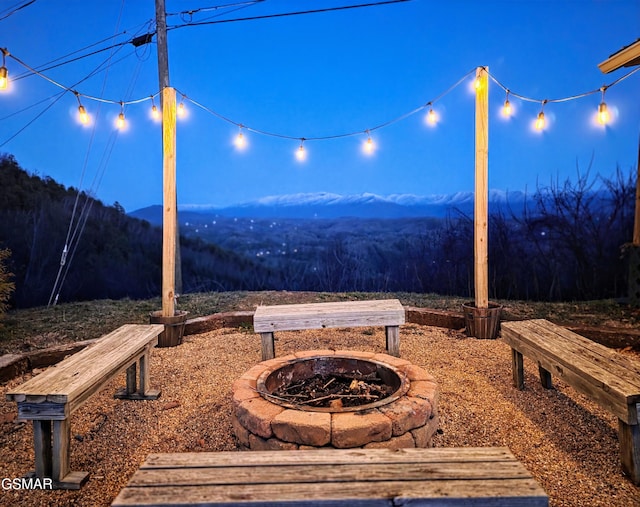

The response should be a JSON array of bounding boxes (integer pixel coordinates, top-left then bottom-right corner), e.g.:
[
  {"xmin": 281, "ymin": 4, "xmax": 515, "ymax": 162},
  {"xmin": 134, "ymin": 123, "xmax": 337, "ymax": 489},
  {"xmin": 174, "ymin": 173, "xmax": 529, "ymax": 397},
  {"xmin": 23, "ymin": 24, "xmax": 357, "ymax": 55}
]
[{"xmin": 155, "ymin": 0, "xmax": 177, "ymax": 318}]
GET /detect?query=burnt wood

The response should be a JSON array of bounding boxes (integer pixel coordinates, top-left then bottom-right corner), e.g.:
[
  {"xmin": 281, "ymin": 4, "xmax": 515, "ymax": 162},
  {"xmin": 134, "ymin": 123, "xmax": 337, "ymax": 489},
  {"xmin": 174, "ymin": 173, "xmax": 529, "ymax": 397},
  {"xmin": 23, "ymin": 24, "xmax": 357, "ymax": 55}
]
[{"xmin": 501, "ymin": 318, "xmax": 640, "ymax": 485}]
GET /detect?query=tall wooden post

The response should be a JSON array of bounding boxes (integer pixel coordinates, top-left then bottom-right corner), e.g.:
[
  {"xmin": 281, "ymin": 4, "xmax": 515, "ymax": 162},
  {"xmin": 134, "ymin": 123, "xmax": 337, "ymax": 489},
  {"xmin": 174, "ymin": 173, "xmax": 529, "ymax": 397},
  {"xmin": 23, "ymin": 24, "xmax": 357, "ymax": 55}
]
[
  {"xmin": 161, "ymin": 88, "xmax": 177, "ymax": 317},
  {"xmin": 474, "ymin": 66, "xmax": 489, "ymax": 309},
  {"xmin": 155, "ymin": 0, "xmax": 176, "ymax": 318}
]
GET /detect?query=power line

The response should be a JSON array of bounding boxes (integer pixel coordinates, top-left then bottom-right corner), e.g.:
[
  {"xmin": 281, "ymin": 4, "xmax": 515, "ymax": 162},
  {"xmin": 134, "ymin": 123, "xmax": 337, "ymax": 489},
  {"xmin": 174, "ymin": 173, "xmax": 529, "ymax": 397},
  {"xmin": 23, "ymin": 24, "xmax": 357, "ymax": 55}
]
[
  {"xmin": 0, "ymin": 0, "xmax": 37, "ymax": 22},
  {"xmin": 168, "ymin": 0, "xmax": 412, "ymax": 30}
]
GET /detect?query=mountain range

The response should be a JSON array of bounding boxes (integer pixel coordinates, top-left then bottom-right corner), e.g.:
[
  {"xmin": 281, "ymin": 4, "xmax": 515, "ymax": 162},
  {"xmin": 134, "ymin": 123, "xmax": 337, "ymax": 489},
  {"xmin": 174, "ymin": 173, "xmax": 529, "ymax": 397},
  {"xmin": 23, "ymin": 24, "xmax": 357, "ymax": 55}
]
[{"xmin": 130, "ymin": 190, "xmax": 529, "ymax": 222}]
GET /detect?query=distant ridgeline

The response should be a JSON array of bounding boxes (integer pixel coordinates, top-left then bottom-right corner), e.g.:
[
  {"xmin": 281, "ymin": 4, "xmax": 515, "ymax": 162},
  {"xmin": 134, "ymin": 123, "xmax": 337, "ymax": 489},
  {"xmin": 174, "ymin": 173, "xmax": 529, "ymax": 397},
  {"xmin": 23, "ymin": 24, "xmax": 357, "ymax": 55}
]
[{"xmin": 0, "ymin": 154, "xmax": 636, "ymax": 307}]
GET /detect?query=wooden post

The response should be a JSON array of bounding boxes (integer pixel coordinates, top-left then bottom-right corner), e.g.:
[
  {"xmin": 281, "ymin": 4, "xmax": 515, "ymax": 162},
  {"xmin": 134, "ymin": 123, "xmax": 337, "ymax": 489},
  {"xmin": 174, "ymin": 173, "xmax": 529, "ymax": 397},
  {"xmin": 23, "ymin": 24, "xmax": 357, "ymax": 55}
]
[
  {"xmin": 474, "ymin": 66, "xmax": 489, "ymax": 309},
  {"xmin": 161, "ymin": 87, "xmax": 177, "ymax": 318}
]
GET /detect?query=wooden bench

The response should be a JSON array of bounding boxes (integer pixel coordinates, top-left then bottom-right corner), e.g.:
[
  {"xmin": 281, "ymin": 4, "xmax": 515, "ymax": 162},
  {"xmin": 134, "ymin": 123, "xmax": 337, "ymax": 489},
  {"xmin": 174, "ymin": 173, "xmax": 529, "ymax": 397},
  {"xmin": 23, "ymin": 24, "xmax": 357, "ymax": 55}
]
[
  {"xmin": 501, "ymin": 318, "xmax": 640, "ymax": 485},
  {"xmin": 253, "ymin": 299, "xmax": 405, "ymax": 360},
  {"xmin": 6, "ymin": 324, "xmax": 164, "ymax": 489},
  {"xmin": 111, "ymin": 447, "xmax": 548, "ymax": 506}
]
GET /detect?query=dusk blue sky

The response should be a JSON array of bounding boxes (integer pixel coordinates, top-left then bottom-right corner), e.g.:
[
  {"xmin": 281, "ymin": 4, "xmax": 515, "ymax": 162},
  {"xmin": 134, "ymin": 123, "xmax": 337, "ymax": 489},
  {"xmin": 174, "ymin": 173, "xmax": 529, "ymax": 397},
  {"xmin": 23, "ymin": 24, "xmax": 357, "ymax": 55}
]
[{"xmin": 1, "ymin": 0, "xmax": 638, "ymax": 213}]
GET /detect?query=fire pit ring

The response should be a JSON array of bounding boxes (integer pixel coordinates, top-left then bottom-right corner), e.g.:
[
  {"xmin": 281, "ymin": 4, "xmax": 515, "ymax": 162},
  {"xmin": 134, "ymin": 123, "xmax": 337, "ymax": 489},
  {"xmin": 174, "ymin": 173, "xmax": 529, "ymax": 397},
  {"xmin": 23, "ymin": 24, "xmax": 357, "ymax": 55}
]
[{"xmin": 232, "ymin": 350, "xmax": 439, "ymax": 450}]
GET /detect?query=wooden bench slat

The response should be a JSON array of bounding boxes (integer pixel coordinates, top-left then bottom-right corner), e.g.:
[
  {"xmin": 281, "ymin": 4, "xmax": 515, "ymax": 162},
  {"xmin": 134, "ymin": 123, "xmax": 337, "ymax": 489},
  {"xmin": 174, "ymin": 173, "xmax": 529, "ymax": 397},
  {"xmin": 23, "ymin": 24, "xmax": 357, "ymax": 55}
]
[
  {"xmin": 127, "ymin": 461, "xmax": 533, "ymax": 487},
  {"xmin": 253, "ymin": 300, "xmax": 405, "ymax": 333},
  {"xmin": 501, "ymin": 323, "xmax": 640, "ymax": 400},
  {"xmin": 142, "ymin": 447, "xmax": 515, "ymax": 468},
  {"xmin": 515, "ymin": 320, "xmax": 640, "ymax": 386},
  {"xmin": 254, "ymin": 300, "xmax": 405, "ymax": 359},
  {"xmin": 112, "ymin": 448, "xmax": 548, "ymax": 507},
  {"xmin": 6, "ymin": 324, "xmax": 163, "ymax": 407},
  {"xmin": 112, "ymin": 479, "xmax": 547, "ymax": 507}
]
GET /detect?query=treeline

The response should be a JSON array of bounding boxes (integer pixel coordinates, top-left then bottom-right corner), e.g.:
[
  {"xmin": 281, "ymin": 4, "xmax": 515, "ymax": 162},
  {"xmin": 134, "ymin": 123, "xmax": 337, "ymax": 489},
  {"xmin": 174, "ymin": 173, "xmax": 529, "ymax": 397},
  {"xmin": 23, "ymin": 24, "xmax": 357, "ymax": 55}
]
[
  {"xmin": 0, "ymin": 154, "xmax": 636, "ymax": 308},
  {"xmin": 251, "ymin": 168, "xmax": 634, "ymax": 301},
  {"xmin": 0, "ymin": 155, "xmax": 277, "ymax": 308}
]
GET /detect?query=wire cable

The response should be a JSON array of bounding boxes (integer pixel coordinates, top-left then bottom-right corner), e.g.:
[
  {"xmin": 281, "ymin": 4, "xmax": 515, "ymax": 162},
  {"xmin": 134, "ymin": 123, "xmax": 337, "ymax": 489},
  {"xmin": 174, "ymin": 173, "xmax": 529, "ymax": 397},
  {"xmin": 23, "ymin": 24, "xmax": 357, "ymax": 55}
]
[
  {"xmin": 168, "ymin": 0, "xmax": 412, "ymax": 30},
  {"xmin": 0, "ymin": 0, "xmax": 37, "ymax": 22}
]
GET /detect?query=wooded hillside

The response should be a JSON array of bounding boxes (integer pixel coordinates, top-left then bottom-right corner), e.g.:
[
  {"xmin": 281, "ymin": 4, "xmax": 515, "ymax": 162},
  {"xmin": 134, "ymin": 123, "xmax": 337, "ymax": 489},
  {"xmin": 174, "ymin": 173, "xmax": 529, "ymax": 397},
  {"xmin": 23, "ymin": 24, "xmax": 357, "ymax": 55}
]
[{"xmin": 0, "ymin": 155, "xmax": 277, "ymax": 308}]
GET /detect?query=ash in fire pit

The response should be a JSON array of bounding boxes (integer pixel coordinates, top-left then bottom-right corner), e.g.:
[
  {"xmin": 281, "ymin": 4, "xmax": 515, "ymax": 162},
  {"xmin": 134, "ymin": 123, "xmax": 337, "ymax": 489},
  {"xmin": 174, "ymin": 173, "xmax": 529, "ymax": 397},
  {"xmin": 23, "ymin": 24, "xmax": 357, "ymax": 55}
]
[{"xmin": 232, "ymin": 350, "xmax": 440, "ymax": 450}]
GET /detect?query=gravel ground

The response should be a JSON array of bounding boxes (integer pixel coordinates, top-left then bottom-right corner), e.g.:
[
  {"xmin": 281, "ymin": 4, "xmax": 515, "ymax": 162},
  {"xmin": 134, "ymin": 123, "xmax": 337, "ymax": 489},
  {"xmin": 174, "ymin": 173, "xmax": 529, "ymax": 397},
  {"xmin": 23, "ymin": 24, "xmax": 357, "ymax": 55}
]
[{"xmin": 1, "ymin": 324, "xmax": 639, "ymax": 506}]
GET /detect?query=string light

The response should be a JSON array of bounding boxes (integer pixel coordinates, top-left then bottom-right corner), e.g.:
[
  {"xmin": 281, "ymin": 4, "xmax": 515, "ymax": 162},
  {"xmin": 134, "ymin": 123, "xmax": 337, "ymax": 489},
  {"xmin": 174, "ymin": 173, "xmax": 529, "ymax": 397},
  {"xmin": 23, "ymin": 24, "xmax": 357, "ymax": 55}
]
[
  {"xmin": 425, "ymin": 102, "xmax": 437, "ymax": 126},
  {"xmin": 295, "ymin": 139, "xmax": 306, "ymax": 161},
  {"xmin": 177, "ymin": 96, "xmax": 186, "ymax": 118},
  {"xmin": 116, "ymin": 102, "xmax": 126, "ymax": 130},
  {"xmin": 74, "ymin": 92, "xmax": 89, "ymax": 125},
  {"xmin": 234, "ymin": 126, "xmax": 247, "ymax": 149},
  {"xmin": 502, "ymin": 90, "xmax": 512, "ymax": 117},
  {"xmin": 0, "ymin": 48, "xmax": 8, "ymax": 91},
  {"xmin": 534, "ymin": 100, "xmax": 547, "ymax": 131},
  {"xmin": 363, "ymin": 131, "xmax": 375, "ymax": 154},
  {"xmin": 597, "ymin": 86, "xmax": 609, "ymax": 125},
  {"xmin": 150, "ymin": 96, "xmax": 160, "ymax": 121},
  {"xmin": 1, "ymin": 47, "xmax": 639, "ymax": 155}
]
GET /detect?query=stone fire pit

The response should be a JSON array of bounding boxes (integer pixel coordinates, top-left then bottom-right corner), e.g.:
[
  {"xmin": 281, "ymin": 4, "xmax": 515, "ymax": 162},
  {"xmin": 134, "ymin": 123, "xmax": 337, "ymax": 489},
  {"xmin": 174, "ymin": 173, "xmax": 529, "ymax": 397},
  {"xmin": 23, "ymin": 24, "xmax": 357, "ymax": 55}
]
[{"xmin": 232, "ymin": 350, "xmax": 439, "ymax": 450}]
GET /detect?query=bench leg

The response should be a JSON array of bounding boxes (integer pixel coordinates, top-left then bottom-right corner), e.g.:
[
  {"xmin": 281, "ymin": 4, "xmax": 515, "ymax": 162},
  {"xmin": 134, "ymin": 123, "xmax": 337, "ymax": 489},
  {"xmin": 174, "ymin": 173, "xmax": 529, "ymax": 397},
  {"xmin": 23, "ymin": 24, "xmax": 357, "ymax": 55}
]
[
  {"xmin": 511, "ymin": 349, "xmax": 524, "ymax": 390},
  {"xmin": 115, "ymin": 353, "xmax": 161, "ymax": 400},
  {"xmin": 33, "ymin": 420, "xmax": 52, "ymax": 479},
  {"xmin": 538, "ymin": 365, "xmax": 553, "ymax": 389},
  {"xmin": 30, "ymin": 418, "xmax": 88, "ymax": 489},
  {"xmin": 261, "ymin": 332, "xmax": 275, "ymax": 361},
  {"xmin": 619, "ymin": 419, "xmax": 640, "ymax": 485},
  {"xmin": 385, "ymin": 325, "xmax": 400, "ymax": 357}
]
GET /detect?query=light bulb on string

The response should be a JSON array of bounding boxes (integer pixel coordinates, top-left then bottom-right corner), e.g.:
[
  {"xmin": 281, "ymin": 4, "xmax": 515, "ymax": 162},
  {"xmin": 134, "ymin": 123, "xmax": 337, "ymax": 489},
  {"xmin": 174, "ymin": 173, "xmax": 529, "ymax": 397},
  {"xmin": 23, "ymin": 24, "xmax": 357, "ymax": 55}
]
[
  {"xmin": 0, "ymin": 66, "xmax": 7, "ymax": 91},
  {"xmin": 534, "ymin": 100, "xmax": 547, "ymax": 131},
  {"xmin": 425, "ymin": 103, "xmax": 437, "ymax": 126},
  {"xmin": 295, "ymin": 139, "xmax": 307, "ymax": 162},
  {"xmin": 74, "ymin": 92, "xmax": 89, "ymax": 125},
  {"xmin": 116, "ymin": 102, "xmax": 126, "ymax": 130},
  {"xmin": 78, "ymin": 105, "xmax": 89, "ymax": 125},
  {"xmin": 0, "ymin": 48, "xmax": 8, "ymax": 91},
  {"xmin": 234, "ymin": 126, "xmax": 247, "ymax": 150},
  {"xmin": 150, "ymin": 96, "xmax": 160, "ymax": 121},
  {"xmin": 597, "ymin": 87, "xmax": 609, "ymax": 125},
  {"xmin": 362, "ymin": 131, "xmax": 375, "ymax": 155},
  {"xmin": 177, "ymin": 96, "xmax": 186, "ymax": 118},
  {"xmin": 502, "ymin": 90, "xmax": 512, "ymax": 118}
]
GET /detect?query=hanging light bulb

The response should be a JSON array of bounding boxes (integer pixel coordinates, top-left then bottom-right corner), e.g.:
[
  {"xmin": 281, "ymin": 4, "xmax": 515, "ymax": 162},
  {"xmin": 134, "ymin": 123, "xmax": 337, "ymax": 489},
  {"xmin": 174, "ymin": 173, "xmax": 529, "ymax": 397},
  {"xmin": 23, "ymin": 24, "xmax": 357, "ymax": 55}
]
[
  {"xmin": 74, "ymin": 92, "xmax": 89, "ymax": 125},
  {"xmin": 0, "ymin": 48, "xmax": 8, "ymax": 91},
  {"xmin": 597, "ymin": 87, "xmax": 609, "ymax": 125},
  {"xmin": 116, "ymin": 102, "xmax": 126, "ymax": 130},
  {"xmin": 363, "ymin": 131, "xmax": 375, "ymax": 155},
  {"xmin": 0, "ymin": 66, "xmax": 7, "ymax": 91},
  {"xmin": 177, "ymin": 97, "xmax": 186, "ymax": 118},
  {"xmin": 597, "ymin": 102, "xmax": 609, "ymax": 125},
  {"xmin": 502, "ymin": 91, "xmax": 512, "ymax": 117},
  {"xmin": 534, "ymin": 100, "xmax": 547, "ymax": 131},
  {"xmin": 150, "ymin": 96, "xmax": 160, "ymax": 121},
  {"xmin": 425, "ymin": 103, "xmax": 437, "ymax": 125},
  {"xmin": 234, "ymin": 127, "xmax": 247, "ymax": 149},
  {"xmin": 296, "ymin": 139, "xmax": 306, "ymax": 161},
  {"xmin": 78, "ymin": 105, "xmax": 89, "ymax": 125}
]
